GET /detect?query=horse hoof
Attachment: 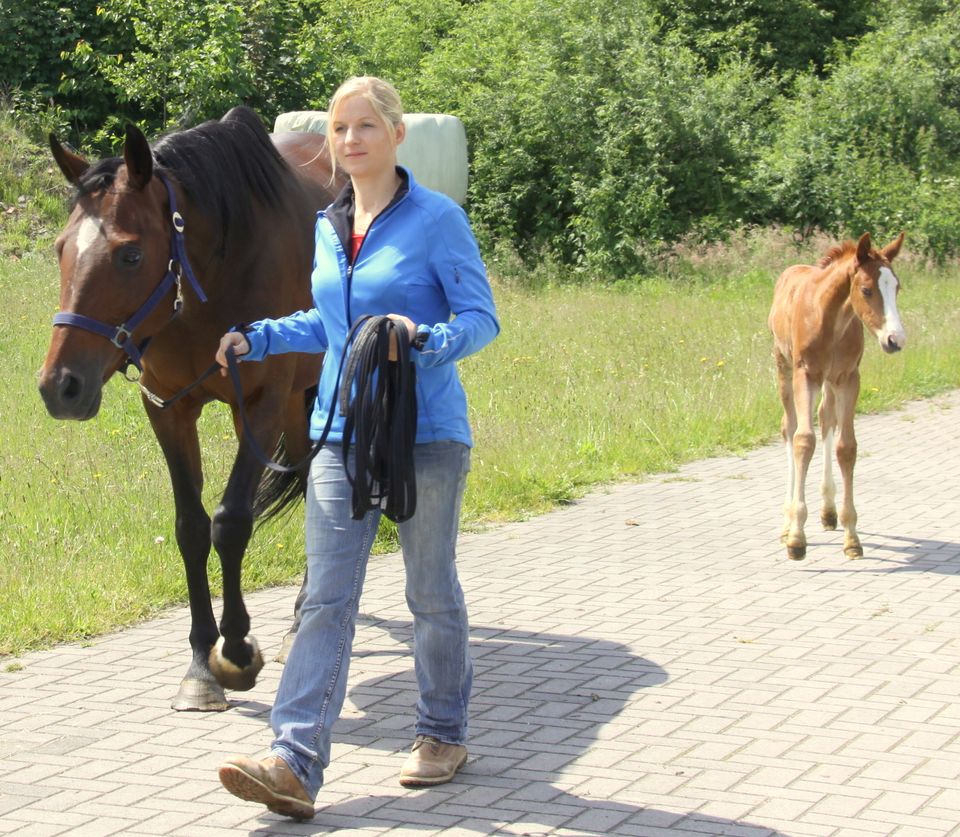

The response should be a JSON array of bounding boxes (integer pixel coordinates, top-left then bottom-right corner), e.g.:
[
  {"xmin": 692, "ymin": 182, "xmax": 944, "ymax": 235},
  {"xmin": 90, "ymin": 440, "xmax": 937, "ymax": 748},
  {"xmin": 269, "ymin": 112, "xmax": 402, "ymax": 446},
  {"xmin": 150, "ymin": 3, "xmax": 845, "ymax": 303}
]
[
  {"xmin": 786, "ymin": 544, "xmax": 806, "ymax": 560},
  {"xmin": 844, "ymin": 545, "xmax": 864, "ymax": 559},
  {"xmin": 208, "ymin": 635, "xmax": 265, "ymax": 692},
  {"xmin": 274, "ymin": 630, "xmax": 297, "ymax": 665},
  {"xmin": 821, "ymin": 511, "xmax": 838, "ymax": 530},
  {"xmin": 171, "ymin": 677, "xmax": 231, "ymax": 712}
]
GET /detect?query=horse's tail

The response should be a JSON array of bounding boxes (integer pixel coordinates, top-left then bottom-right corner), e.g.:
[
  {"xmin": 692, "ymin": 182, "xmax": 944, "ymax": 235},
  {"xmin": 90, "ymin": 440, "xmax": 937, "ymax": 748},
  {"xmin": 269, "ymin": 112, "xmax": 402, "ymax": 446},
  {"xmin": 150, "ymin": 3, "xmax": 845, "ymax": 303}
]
[
  {"xmin": 252, "ymin": 436, "xmax": 308, "ymax": 525},
  {"xmin": 252, "ymin": 384, "xmax": 317, "ymax": 525}
]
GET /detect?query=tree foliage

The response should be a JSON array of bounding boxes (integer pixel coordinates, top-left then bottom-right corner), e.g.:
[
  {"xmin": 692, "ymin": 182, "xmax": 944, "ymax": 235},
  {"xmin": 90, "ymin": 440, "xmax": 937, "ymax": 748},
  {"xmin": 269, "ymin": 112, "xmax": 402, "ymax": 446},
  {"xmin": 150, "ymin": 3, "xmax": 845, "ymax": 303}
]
[
  {"xmin": 758, "ymin": 4, "xmax": 960, "ymax": 256},
  {"xmin": 4, "ymin": 0, "xmax": 959, "ymax": 268}
]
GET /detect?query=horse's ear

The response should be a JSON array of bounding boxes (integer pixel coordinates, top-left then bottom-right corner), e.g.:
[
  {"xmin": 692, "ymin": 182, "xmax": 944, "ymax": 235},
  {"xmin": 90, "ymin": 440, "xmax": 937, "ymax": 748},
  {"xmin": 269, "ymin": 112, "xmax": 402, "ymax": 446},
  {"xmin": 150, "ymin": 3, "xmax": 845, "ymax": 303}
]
[
  {"xmin": 855, "ymin": 232, "xmax": 872, "ymax": 264},
  {"xmin": 882, "ymin": 232, "xmax": 905, "ymax": 262},
  {"xmin": 123, "ymin": 123, "xmax": 153, "ymax": 190},
  {"xmin": 49, "ymin": 134, "xmax": 89, "ymax": 184}
]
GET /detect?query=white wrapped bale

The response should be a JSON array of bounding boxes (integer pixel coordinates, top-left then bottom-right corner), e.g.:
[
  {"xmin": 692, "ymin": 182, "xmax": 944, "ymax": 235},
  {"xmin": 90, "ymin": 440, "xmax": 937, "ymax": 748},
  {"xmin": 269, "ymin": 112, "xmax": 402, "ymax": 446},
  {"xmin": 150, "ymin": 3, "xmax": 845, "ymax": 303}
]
[{"xmin": 274, "ymin": 111, "xmax": 468, "ymax": 205}]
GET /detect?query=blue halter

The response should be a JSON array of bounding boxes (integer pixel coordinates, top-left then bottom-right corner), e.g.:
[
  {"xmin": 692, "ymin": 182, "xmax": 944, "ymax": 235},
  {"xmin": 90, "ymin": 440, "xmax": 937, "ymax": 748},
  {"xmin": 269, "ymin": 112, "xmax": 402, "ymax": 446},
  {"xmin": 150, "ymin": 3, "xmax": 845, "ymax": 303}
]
[{"xmin": 52, "ymin": 171, "xmax": 207, "ymax": 375}]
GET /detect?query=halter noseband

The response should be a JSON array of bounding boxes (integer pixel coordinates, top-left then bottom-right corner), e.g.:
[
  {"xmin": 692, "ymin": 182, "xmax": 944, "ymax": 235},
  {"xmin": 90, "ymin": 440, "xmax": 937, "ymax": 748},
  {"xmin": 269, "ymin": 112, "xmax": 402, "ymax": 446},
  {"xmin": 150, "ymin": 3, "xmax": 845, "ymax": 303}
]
[{"xmin": 52, "ymin": 172, "xmax": 207, "ymax": 376}]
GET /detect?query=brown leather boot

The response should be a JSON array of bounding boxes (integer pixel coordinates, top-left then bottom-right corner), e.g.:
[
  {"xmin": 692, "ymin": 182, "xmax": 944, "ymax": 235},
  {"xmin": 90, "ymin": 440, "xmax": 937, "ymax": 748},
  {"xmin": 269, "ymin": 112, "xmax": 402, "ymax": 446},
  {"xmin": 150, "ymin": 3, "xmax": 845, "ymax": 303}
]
[
  {"xmin": 399, "ymin": 735, "xmax": 468, "ymax": 787},
  {"xmin": 218, "ymin": 755, "xmax": 315, "ymax": 820}
]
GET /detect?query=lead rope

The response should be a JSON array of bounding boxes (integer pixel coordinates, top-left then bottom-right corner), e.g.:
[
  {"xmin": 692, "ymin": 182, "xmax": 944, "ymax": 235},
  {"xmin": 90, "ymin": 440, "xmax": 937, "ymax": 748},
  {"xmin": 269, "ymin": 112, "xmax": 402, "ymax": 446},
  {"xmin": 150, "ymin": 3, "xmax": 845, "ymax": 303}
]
[
  {"xmin": 338, "ymin": 316, "xmax": 418, "ymax": 523},
  {"xmin": 225, "ymin": 315, "xmax": 418, "ymax": 521}
]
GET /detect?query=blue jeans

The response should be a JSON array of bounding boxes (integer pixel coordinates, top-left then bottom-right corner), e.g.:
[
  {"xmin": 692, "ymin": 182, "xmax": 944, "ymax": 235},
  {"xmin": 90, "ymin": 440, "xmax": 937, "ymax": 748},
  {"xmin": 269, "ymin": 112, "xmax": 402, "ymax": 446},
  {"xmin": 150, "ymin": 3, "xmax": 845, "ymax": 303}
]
[{"xmin": 270, "ymin": 441, "xmax": 473, "ymax": 799}]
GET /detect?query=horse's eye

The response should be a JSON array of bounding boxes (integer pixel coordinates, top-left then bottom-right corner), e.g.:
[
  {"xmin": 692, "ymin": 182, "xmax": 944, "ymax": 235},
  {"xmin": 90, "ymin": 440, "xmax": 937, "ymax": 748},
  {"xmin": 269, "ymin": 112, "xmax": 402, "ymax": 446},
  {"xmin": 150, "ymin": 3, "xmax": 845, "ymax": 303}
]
[
  {"xmin": 862, "ymin": 287, "xmax": 873, "ymax": 298},
  {"xmin": 117, "ymin": 245, "xmax": 143, "ymax": 269}
]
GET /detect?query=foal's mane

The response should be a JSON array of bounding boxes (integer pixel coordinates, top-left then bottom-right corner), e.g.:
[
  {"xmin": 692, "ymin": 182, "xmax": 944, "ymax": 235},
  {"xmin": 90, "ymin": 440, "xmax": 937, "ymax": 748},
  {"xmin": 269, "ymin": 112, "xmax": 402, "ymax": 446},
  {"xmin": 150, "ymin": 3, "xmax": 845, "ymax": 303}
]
[
  {"xmin": 817, "ymin": 240, "xmax": 857, "ymax": 269},
  {"xmin": 75, "ymin": 107, "xmax": 296, "ymax": 253}
]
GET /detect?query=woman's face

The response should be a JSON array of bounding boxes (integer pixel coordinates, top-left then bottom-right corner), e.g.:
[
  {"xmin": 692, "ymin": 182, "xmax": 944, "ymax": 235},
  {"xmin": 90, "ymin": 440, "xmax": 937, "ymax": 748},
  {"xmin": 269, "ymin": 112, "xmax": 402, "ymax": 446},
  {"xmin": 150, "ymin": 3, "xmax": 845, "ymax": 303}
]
[{"xmin": 330, "ymin": 95, "xmax": 402, "ymax": 180}]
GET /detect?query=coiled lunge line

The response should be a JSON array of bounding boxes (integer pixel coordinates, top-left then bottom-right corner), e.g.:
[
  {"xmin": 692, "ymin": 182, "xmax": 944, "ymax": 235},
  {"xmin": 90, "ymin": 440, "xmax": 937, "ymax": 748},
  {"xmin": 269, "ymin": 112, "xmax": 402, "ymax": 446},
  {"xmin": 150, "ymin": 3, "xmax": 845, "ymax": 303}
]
[
  {"xmin": 339, "ymin": 316, "xmax": 418, "ymax": 523},
  {"xmin": 225, "ymin": 314, "xmax": 418, "ymax": 522}
]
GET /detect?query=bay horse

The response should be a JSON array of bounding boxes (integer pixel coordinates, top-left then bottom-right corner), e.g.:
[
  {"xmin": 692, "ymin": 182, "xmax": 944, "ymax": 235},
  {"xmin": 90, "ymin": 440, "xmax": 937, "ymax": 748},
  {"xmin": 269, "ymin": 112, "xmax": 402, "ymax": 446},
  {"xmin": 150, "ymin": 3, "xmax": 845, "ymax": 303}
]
[
  {"xmin": 769, "ymin": 232, "xmax": 906, "ymax": 561},
  {"xmin": 38, "ymin": 107, "xmax": 346, "ymax": 710}
]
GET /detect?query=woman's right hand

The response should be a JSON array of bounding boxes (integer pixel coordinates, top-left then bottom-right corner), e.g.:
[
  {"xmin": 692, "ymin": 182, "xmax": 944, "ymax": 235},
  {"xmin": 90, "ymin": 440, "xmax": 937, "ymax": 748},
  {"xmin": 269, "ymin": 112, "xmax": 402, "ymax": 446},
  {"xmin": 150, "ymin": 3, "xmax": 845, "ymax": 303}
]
[{"xmin": 216, "ymin": 331, "xmax": 250, "ymax": 376}]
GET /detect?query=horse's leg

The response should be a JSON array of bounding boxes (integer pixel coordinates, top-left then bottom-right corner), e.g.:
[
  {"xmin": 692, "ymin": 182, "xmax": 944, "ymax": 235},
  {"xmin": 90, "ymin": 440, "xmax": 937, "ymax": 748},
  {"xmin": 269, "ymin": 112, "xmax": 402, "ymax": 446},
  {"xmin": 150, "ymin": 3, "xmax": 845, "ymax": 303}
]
[
  {"xmin": 818, "ymin": 384, "xmax": 838, "ymax": 530},
  {"xmin": 785, "ymin": 369, "xmax": 818, "ymax": 560},
  {"xmin": 834, "ymin": 371, "xmax": 863, "ymax": 558},
  {"xmin": 274, "ymin": 389, "xmax": 312, "ymax": 665},
  {"xmin": 206, "ymin": 437, "xmax": 273, "ymax": 691},
  {"xmin": 276, "ymin": 572, "xmax": 309, "ymax": 665},
  {"xmin": 145, "ymin": 400, "xmax": 229, "ymax": 711},
  {"xmin": 775, "ymin": 350, "xmax": 797, "ymax": 543},
  {"xmin": 206, "ymin": 391, "xmax": 299, "ymax": 689}
]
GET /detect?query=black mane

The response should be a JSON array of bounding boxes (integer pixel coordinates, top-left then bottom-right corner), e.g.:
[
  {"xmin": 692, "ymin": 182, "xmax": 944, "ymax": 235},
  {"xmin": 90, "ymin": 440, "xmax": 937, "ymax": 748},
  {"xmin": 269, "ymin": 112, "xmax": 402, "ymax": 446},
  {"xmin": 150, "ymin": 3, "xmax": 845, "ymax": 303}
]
[
  {"xmin": 73, "ymin": 158, "xmax": 123, "ymax": 205},
  {"xmin": 75, "ymin": 107, "xmax": 294, "ymax": 252}
]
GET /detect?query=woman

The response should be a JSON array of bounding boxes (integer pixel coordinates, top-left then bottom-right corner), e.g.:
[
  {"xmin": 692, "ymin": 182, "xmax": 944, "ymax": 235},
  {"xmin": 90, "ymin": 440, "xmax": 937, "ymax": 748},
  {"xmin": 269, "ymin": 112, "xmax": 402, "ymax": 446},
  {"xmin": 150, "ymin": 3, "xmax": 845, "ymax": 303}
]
[{"xmin": 215, "ymin": 76, "xmax": 499, "ymax": 820}]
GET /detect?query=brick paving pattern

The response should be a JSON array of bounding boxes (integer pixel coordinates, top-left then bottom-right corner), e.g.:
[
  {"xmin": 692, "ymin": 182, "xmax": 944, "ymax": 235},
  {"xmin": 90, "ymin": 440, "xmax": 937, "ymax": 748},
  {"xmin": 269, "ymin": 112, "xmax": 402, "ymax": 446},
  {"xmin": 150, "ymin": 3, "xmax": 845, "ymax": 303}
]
[{"xmin": 1, "ymin": 391, "xmax": 959, "ymax": 836}]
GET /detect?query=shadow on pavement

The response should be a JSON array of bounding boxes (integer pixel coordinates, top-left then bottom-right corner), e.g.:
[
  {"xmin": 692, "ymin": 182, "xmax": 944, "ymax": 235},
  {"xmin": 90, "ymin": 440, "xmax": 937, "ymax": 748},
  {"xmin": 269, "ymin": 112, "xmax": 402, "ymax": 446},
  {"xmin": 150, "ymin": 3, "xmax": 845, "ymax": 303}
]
[
  {"xmin": 238, "ymin": 619, "xmax": 788, "ymax": 836},
  {"xmin": 797, "ymin": 531, "xmax": 960, "ymax": 575}
]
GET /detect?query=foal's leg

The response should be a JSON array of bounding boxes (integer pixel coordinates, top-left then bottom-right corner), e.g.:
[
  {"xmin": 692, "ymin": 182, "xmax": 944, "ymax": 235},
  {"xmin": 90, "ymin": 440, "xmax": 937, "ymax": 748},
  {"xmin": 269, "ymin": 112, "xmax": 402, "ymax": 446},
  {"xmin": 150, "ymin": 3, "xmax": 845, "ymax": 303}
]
[
  {"xmin": 818, "ymin": 384, "xmax": 838, "ymax": 530},
  {"xmin": 775, "ymin": 351, "xmax": 797, "ymax": 543},
  {"xmin": 145, "ymin": 399, "xmax": 228, "ymax": 711},
  {"xmin": 834, "ymin": 371, "xmax": 863, "ymax": 558},
  {"xmin": 786, "ymin": 370, "xmax": 819, "ymax": 560}
]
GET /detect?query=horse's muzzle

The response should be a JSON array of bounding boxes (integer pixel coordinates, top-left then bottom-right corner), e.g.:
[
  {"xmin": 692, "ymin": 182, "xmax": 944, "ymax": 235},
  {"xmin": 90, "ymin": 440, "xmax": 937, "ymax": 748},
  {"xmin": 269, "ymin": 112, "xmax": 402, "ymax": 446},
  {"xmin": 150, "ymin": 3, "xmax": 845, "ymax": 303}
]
[
  {"xmin": 38, "ymin": 365, "xmax": 103, "ymax": 420},
  {"xmin": 879, "ymin": 330, "xmax": 906, "ymax": 354}
]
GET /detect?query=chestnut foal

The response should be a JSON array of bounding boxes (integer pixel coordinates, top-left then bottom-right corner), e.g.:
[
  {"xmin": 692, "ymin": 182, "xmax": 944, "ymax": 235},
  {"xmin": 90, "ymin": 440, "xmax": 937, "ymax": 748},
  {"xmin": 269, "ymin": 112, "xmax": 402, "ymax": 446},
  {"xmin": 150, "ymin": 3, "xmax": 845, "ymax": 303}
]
[{"xmin": 769, "ymin": 232, "xmax": 906, "ymax": 560}]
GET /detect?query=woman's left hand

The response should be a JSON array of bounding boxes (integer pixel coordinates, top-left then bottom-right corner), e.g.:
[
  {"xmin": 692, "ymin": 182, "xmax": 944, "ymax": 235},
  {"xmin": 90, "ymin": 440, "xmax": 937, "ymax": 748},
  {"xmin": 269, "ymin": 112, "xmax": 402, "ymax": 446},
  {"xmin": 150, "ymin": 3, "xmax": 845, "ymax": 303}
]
[{"xmin": 386, "ymin": 314, "xmax": 416, "ymax": 361}]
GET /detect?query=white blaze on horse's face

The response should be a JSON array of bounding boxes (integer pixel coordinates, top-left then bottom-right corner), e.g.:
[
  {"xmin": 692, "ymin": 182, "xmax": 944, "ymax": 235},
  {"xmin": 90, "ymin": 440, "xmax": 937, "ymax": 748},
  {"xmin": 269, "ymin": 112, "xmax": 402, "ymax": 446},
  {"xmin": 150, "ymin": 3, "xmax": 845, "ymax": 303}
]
[
  {"xmin": 74, "ymin": 213, "xmax": 106, "ymax": 268},
  {"xmin": 877, "ymin": 266, "xmax": 906, "ymax": 353}
]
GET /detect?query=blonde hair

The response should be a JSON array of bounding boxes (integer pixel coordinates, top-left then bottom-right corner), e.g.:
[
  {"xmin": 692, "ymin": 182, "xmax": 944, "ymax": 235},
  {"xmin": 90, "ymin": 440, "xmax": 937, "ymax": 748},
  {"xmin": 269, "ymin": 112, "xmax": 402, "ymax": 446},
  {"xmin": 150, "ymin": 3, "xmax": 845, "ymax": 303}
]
[{"xmin": 327, "ymin": 76, "xmax": 404, "ymax": 172}]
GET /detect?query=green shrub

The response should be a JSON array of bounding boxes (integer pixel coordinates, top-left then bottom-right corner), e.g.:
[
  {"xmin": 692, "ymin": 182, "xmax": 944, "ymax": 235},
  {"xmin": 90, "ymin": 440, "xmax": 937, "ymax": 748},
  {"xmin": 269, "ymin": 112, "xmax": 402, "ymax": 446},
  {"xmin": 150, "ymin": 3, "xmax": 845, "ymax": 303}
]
[
  {"xmin": 757, "ymin": 5, "xmax": 960, "ymax": 258},
  {"xmin": 0, "ymin": 111, "xmax": 68, "ymax": 257},
  {"xmin": 415, "ymin": 1, "xmax": 778, "ymax": 274}
]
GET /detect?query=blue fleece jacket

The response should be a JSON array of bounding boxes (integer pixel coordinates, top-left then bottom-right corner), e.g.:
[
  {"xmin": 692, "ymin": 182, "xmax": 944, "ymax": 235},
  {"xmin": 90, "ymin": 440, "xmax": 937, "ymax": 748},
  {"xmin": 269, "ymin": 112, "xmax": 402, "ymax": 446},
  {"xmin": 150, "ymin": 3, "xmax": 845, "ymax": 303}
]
[{"xmin": 242, "ymin": 167, "xmax": 499, "ymax": 447}]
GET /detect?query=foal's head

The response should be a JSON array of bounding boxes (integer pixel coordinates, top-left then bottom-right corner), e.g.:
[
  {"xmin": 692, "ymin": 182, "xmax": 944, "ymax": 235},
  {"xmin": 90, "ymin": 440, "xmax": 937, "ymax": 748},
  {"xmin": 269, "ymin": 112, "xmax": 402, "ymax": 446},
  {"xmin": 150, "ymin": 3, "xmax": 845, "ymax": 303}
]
[{"xmin": 840, "ymin": 232, "xmax": 907, "ymax": 354}]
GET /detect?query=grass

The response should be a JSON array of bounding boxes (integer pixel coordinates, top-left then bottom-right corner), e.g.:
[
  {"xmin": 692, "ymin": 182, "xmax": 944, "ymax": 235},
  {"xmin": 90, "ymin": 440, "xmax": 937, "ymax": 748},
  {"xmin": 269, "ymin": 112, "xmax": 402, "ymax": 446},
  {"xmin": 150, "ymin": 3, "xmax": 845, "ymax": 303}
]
[
  {"xmin": 0, "ymin": 113, "xmax": 69, "ymax": 258},
  {"xmin": 2, "ymin": 109, "xmax": 958, "ymax": 657},
  {"xmin": 3, "ymin": 242, "xmax": 959, "ymax": 657}
]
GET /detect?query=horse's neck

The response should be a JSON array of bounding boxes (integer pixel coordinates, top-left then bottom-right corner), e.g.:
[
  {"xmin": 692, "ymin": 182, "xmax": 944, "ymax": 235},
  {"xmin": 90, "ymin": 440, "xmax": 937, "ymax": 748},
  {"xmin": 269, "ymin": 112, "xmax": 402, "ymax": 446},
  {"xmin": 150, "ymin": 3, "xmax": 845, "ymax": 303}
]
[
  {"xmin": 817, "ymin": 262, "xmax": 857, "ymax": 330},
  {"xmin": 180, "ymin": 195, "xmax": 314, "ymax": 322}
]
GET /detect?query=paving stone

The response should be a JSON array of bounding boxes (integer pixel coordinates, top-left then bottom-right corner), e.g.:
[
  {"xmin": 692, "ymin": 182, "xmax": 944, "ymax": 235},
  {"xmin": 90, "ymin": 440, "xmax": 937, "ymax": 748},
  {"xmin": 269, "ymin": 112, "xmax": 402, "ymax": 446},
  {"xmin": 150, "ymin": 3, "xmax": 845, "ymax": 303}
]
[{"xmin": 2, "ymin": 391, "xmax": 959, "ymax": 835}]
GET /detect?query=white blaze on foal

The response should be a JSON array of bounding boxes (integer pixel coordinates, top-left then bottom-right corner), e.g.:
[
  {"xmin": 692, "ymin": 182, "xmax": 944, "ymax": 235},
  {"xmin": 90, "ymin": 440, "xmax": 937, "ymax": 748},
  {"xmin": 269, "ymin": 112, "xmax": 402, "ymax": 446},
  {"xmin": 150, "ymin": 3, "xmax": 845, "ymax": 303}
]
[{"xmin": 877, "ymin": 266, "xmax": 906, "ymax": 351}]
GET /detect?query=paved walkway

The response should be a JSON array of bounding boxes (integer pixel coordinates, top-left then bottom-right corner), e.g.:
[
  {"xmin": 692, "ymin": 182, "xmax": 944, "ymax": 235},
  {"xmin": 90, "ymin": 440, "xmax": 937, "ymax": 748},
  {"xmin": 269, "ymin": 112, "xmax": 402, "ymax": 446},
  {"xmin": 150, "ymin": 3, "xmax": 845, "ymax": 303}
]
[{"xmin": 2, "ymin": 392, "xmax": 960, "ymax": 837}]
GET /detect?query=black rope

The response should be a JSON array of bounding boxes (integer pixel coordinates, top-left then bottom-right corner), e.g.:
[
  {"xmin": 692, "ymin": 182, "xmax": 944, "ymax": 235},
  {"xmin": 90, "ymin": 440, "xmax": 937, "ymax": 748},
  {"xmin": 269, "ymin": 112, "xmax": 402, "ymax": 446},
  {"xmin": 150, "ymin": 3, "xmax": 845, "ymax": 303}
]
[
  {"xmin": 139, "ymin": 360, "xmax": 222, "ymax": 409},
  {"xmin": 225, "ymin": 314, "xmax": 418, "ymax": 521},
  {"xmin": 339, "ymin": 316, "xmax": 418, "ymax": 523}
]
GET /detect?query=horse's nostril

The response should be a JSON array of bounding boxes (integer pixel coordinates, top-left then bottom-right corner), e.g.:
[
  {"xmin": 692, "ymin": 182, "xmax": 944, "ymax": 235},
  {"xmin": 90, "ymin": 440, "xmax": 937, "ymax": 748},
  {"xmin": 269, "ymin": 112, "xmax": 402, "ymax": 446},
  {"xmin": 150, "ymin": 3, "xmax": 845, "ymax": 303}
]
[{"xmin": 62, "ymin": 373, "xmax": 82, "ymax": 401}]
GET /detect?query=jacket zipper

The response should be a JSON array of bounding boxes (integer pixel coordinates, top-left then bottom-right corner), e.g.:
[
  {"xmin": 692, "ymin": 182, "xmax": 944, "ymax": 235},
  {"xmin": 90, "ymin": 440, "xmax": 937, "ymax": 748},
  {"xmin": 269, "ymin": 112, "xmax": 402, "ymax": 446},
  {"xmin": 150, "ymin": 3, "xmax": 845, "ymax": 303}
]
[{"xmin": 343, "ymin": 191, "xmax": 408, "ymax": 327}]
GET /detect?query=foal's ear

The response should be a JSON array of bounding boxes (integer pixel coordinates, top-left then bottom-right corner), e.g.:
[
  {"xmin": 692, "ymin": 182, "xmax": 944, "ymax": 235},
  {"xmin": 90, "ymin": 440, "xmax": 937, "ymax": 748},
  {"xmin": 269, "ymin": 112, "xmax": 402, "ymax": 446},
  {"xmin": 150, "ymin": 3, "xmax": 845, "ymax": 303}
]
[
  {"xmin": 122, "ymin": 123, "xmax": 154, "ymax": 190},
  {"xmin": 855, "ymin": 232, "xmax": 872, "ymax": 264},
  {"xmin": 49, "ymin": 134, "xmax": 90, "ymax": 184},
  {"xmin": 882, "ymin": 232, "xmax": 905, "ymax": 262}
]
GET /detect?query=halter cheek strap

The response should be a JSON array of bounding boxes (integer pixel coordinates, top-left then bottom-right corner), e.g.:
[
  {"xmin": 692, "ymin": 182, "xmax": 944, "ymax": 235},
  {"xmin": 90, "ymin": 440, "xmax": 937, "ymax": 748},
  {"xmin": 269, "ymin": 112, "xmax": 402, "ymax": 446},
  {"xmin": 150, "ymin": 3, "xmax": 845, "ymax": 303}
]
[{"xmin": 52, "ymin": 172, "xmax": 206, "ymax": 374}]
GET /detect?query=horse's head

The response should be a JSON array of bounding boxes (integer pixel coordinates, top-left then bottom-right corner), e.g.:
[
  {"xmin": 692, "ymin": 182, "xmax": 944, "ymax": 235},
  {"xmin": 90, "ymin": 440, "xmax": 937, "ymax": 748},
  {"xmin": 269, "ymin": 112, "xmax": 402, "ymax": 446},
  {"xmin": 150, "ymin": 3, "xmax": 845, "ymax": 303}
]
[
  {"xmin": 39, "ymin": 125, "xmax": 178, "ymax": 420},
  {"xmin": 850, "ymin": 232, "xmax": 907, "ymax": 354}
]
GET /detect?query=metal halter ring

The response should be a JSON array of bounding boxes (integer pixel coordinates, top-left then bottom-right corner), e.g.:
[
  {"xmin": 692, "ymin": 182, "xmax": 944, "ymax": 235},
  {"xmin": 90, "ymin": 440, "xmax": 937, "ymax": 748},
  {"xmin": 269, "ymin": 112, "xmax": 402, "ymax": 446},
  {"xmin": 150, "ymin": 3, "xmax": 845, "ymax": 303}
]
[{"xmin": 111, "ymin": 325, "xmax": 133, "ymax": 349}]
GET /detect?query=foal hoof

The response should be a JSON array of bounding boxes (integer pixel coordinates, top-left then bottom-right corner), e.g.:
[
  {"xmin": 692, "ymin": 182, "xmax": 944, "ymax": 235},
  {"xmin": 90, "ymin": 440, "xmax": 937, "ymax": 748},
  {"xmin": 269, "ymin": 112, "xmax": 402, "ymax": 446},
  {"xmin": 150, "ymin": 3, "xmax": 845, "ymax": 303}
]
[
  {"xmin": 209, "ymin": 635, "xmax": 265, "ymax": 692},
  {"xmin": 786, "ymin": 544, "xmax": 806, "ymax": 561},
  {"xmin": 821, "ymin": 511, "xmax": 838, "ymax": 530}
]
